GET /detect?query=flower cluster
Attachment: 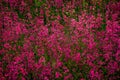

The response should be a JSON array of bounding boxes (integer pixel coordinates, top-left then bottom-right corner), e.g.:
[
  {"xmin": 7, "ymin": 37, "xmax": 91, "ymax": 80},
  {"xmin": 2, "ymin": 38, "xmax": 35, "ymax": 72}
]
[{"xmin": 0, "ymin": 0, "xmax": 120, "ymax": 80}]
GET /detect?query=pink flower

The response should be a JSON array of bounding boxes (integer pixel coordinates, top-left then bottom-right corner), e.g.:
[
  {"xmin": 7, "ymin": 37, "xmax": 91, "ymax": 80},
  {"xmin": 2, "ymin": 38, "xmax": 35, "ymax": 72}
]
[
  {"xmin": 64, "ymin": 74, "xmax": 73, "ymax": 80},
  {"xmin": 80, "ymin": 78, "xmax": 85, "ymax": 80},
  {"xmin": 103, "ymin": 53, "xmax": 112, "ymax": 61},
  {"xmin": 4, "ymin": 43, "xmax": 11, "ymax": 49},
  {"xmin": 55, "ymin": 60, "xmax": 63, "ymax": 68},
  {"xmin": 73, "ymin": 53, "xmax": 81, "ymax": 63},
  {"xmin": 39, "ymin": 56, "xmax": 46, "ymax": 63},
  {"xmin": 54, "ymin": 0, "xmax": 63, "ymax": 8},
  {"xmin": 16, "ymin": 24, "xmax": 21, "ymax": 35},
  {"xmin": 21, "ymin": 77, "xmax": 26, "ymax": 80},
  {"xmin": 89, "ymin": 69, "xmax": 101, "ymax": 80},
  {"xmin": 115, "ymin": 50, "xmax": 120, "ymax": 61},
  {"xmin": 55, "ymin": 72, "xmax": 62, "ymax": 78},
  {"xmin": 20, "ymin": 68, "xmax": 27, "ymax": 76},
  {"xmin": 107, "ymin": 61, "xmax": 119, "ymax": 74}
]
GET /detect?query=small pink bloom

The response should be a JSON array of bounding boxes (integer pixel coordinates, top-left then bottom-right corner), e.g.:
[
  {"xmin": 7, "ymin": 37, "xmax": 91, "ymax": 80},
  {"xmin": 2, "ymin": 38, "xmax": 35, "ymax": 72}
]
[
  {"xmin": 4, "ymin": 43, "xmax": 11, "ymax": 49},
  {"xmin": 55, "ymin": 72, "xmax": 62, "ymax": 78},
  {"xmin": 16, "ymin": 25, "xmax": 21, "ymax": 34}
]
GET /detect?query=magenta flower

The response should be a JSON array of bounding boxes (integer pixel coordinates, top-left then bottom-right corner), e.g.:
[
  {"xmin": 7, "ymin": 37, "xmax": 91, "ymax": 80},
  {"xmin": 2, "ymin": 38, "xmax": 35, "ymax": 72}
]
[
  {"xmin": 54, "ymin": 0, "xmax": 63, "ymax": 8},
  {"xmin": 4, "ymin": 43, "xmax": 11, "ymax": 49},
  {"xmin": 55, "ymin": 72, "xmax": 62, "ymax": 78}
]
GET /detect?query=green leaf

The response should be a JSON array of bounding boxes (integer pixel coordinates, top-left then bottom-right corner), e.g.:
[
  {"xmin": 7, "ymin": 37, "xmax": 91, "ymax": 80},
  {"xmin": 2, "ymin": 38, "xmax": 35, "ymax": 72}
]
[
  {"xmin": 96, "ymin": 3, "xmax": 100, "ymax": 11},
  {"xmin": 35, "ymin": 0, "xmax": 46, "ymax": 7},
  {"xmin": 75, "ymin": 6, "xmax": 80, "ymax": 14},
  {"xmin": 101, "ymin": 67, "xmax": 107, "ymax": 75},
  {"xmin": 44, "ymin": 11, "xmax": 47, "ymax": 25},
  {"xmin": 50, "ymin": 6, "xmax": 57, "ymax": 16},
  {"xmin": 0, "ymin": 54, "xmax": 3, "ymax": 61},
  {"xmin": 27, "ymin": 72, "xmax": 34, "ymax": 80},
  {"xmin": 81, "ymin": 64, "xmax": 90, "ymax": 80},
  {"xmin": 16, "ymin": 9, "xmax": 24, "ymax": 19},
  {"xmin": 64, "ymin": 12, "xmax": 70, "ymax": 17},
  {"xmin": 30, "ymin": 6, "xmax": 36, "ymax": 18},
  {"xmin": 16, "ymin": 34, "xmax": 24, "ymax": 47},
  {"xmin": 101, "ymin": 23, "xmax": 106, "ymax": 30},
  {"xmin": 44, "ymin": 51, "xmax": 50, "ymax": 62}
]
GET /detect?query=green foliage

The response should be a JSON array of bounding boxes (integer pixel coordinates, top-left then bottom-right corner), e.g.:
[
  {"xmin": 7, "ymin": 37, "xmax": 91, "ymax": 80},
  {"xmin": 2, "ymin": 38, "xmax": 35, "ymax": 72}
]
[
  {"xmin": 0, "ymin": 54, "xmax": 3, "ymax": 61},
  {"xmin": 59, "ymin": 9, "xmax": 65, "ymax": 25},
  {"xmin": 33, "ymin": 45, "xmax": 40, "ymax": 62},
  {"xmin": 96, "ymin": 3, "xmax": 100, "ymax": 11},
  {"xmin": 35, "ymin": 0, "xmax": 46, "ymax": 7},
  {"xmin": 101, "ymin": 23, "xmax": 106, "ymax": 30},
  {"xmin": 15, "ymin": 9, "xmax": 24, "ymax": 19},
  {"xmin": 105, "ymin": 0, "xmax": 110, "ymax": 4},
  {"xmin": 63, "ymin": 59, "xmax": 81, "ymax": 79},
  {"xmin": 3, "ymin": 61, "xmax": 8, "ymax": 70},
  {"xmin": 44, "ymin": 50, "xmax": 50, "ymax": 63},
  {"xmin": 82, "ymin": 0, "xmax": 88, "ymax": 10},
  {"xmin": 27, "ymin": 72, "xmax": 34, "ymax": 80},
  {"xmin": 97, "ymin": 19, "xmax": 106, "ymax": 31},
  {"xmin": 101, "ymin": 67, "xmax": 107, "ymax": 75},
  {"xmin": 64, "ymin": 12, "xmax": 70, "ymax": 17},
  {"xmin": 75, "ymin": 6, "xmax": 80, "ymax": 14},
  {"xmin": 44, "ymin": 11, "xmax": 47, "ymax": 25},
  {"xmin": 50, "ymin": 6, "xmax": 57, "ymax": 16},
  {"xmin": 30, "ymin": 6, "xmax": 37, "ymax": 18},
  {"xmin": 16, "ymin": 34, "xmax": 25, "ymax": 47},
  {"xmin": 101, "ymin": 19, "xmax": 106, "ymax": 30},
  {"xmin": 81, "ymin": 64, "xmax": 90, "ymax": 80},
  {"xmin": 8, "ymin": 49, "xmax": 15, "ymax": 54}
]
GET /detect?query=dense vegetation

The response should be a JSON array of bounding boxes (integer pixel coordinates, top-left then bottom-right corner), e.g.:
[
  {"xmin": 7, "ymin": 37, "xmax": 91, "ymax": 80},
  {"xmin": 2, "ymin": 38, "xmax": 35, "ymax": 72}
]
[{"xmin": 0, "ymin": 0, "xmax": 120, "ymax": 80}]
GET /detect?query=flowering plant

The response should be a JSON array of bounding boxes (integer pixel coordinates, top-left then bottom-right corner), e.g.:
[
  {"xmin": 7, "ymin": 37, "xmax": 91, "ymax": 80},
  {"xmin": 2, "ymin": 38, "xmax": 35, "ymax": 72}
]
[{"xmin": 0, "ymin": 0, "xmax": 120, "ymax": 80}]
